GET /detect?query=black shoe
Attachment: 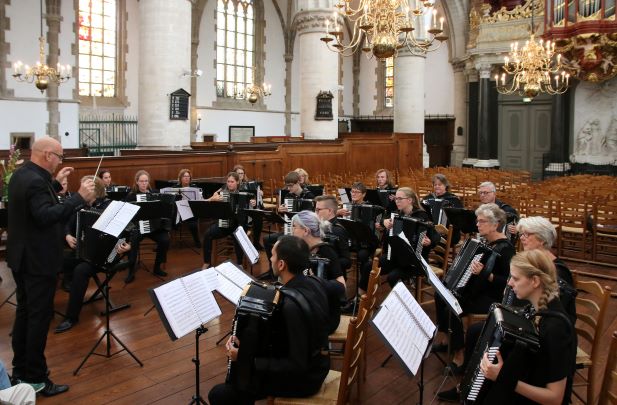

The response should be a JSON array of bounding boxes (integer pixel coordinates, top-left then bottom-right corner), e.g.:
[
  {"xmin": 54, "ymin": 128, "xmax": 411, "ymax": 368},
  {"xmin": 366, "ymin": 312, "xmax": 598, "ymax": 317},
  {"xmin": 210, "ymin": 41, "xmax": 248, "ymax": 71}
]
[
  {"xmin": 437, "ymin": 387, "xmax": 460, "ymax": 403},
  {"xmin": 124, "ymin": 271, "xmax": 135, "ymax": 284},
  {"xmin": 54, "ymin": 319, "xmax": 77, "ymax": 334},
  {"xmin": 153, "ymin": 268, "xmax": 168, "ymax": 277},
  {"xmin": 40, "ymin": 379, "xmax": 69, "ymax": 397},
  {"xmin": 431, "ymin": 343, "xmax": 448, "ymax": 353}
]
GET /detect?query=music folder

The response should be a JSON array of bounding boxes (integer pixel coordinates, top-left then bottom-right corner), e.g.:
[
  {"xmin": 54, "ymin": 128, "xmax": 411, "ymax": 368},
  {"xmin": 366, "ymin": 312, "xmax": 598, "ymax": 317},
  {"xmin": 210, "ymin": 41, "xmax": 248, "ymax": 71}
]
[
  {"xmin": 443, "ymin": 207, "xmax": 478, "ymax": 234},
  {"xmin": 371, "ymin": 282, "xmax": 436, "ymax": 376},
  {"xmin": 93, "ymin": 200, "xmax": 140, "ymax": 238},
  {"xmin": 149, "ymin": 270, "xmax": 222, "ymax": 341},
  {"xmin": 337, "ymin": 218, "xmax": 375, "ymax": 245},
  {"xmin": 188, "ymin": 200, "xmax": 234, "ymax": 220}
]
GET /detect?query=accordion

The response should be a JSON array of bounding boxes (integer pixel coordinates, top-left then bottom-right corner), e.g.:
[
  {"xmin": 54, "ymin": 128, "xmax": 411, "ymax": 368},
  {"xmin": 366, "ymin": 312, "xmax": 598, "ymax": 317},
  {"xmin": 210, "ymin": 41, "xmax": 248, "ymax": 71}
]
[
  {"xmin": 76, "ymin": 209, "xmax": 124, "ymax": 267},
  {"xmin": 444, "ymin": 238, "xmax": 500, "ymax": 300},
  {"xmin": 226, "ymin": 282, "xmax": 281, "ymax": 392},
  {"xmin": 284, "ymin": 197, "xmax": 315, "ymax": 213},
  {"xmin": 387, "ymin": 214, "xmax": 432, "ymax": 260},
  {"xmin": 132, "ymin": 193, "xmax": 175, "ymax": 234},
  {"xmin": 219, "ymin": 191, "xmax": 252, "ymax": 228},
  {"xmin": 421, "ymin": 198, "xmax": 449, "ymax": 226},
  {"xmin": 505, "ymin": 212, "xmax": 519, "ymax": 245},
  {"xmin": 461, "ymin": 304, "xmax": 540, "ymax": 404}
]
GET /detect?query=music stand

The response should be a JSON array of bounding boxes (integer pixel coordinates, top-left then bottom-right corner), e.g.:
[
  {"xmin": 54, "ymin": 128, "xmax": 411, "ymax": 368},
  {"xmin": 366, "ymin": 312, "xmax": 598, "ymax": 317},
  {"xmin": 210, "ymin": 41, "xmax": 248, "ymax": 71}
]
[
  {"xmin": 188, "ymin": 200, "xmax": 234, "ymax": 221},
  {"xmin": 337, "ymin": 218, "xmax": 376, "ymax": 297},
  {"xmin": 189, "ymin": 326, "xmax": 209, "ymax": 405},
  {"xmin": 243, "ymin": 208, "xmax": 285, "ymax": 226},
  {"xmin": 443, "ymin": 207, "xmax": 478, "ymax": 234},
  {"xmin": 364, "ymin": 189, "xmax": 383, "ymax": 207}
]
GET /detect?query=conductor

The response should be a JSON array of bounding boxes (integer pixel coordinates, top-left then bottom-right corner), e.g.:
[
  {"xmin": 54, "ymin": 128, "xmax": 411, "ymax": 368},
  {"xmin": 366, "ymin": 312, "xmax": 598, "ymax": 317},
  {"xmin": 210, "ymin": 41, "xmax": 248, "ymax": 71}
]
[{"xmin": 7, "ymin": 136, "xmax": 95, "ymax": 396}]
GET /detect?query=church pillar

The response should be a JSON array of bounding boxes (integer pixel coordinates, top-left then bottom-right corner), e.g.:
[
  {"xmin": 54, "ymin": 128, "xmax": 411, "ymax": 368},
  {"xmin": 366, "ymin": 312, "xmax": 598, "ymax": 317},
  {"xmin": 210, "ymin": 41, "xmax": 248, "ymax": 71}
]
[
  {"xmin": 45, "ymin": 0, "xmax": 61, "ymax": 140},
  {"xmin": 451, "ymin": 61, "xmax": 467, "ymax": 167},
  {"xmin": 549, "ymin": 92, "xmax": 570, "ymax": 162},
  {"xmin": 295, "ymin": 10, "xmax": 339, "ymax": 140},
  {"xmin": 138, "ymin": 0, "xmax": 191, "ymax": 148},
  {"xmin": 393, "ymin": 47, "xmax": 429, "ymax": 168},
  {"xmin": 474, "ymin": 63, "xmax": 499, "ymax": 168}
]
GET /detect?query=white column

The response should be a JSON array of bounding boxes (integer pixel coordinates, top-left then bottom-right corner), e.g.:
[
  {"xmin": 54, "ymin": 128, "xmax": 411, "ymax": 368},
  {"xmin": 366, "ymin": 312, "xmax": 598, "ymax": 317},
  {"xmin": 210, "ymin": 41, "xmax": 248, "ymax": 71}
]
[
  {"xmin": 138, "ymin": 0, "xmax": 192, "ymax": 149},
  {"xmin": 296, "ymin": 10, "xmax": 339, "ymax": 140},
  {"xmin": 393, "ymin": 48, "xmax": 429, "ymax": 167}
]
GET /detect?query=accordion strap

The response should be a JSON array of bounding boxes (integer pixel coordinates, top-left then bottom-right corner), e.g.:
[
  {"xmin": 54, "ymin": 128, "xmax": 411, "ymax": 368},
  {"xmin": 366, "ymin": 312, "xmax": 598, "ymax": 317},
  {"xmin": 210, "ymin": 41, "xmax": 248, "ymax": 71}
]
[{"xmin": 280, "ymin": 283, "xmax": 326, "ymax": 357}]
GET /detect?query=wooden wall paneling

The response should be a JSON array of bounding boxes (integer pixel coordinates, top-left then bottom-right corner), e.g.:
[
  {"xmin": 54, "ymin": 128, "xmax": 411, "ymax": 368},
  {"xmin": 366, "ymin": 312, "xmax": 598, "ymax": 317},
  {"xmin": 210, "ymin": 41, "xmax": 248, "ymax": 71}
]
[{"xmin": 395, "ymin": 133, "xmax": 424, "ymax": 173}]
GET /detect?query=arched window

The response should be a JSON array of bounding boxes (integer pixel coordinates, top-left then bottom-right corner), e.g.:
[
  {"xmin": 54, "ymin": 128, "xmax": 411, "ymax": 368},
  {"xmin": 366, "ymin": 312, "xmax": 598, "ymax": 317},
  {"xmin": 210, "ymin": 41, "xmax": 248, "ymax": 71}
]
[
  {"xmin": 216, "ymin": 0, "xmax": 255, "ymax": 100},
  {"xmin": 78, "ymin": 0, "xmax": 117, "ymax": 98},
  {"xmin": 384, "ymin": 57, "xmax": 394, "ymax": 108}
]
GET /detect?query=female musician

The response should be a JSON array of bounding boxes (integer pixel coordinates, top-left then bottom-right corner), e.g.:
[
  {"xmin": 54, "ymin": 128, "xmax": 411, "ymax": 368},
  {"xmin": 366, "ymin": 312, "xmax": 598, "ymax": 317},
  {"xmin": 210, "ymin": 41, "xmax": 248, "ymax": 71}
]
[
  {"xmin": 481, "ymin": 249, "xmax": 576, "ymax": 405},
  {"xmin": 423, "ymin": 173, "xmax": 463, "ymax": 244},
  {"xmin": 176, "ymin": 168, "xmax": 201, "ymax": 248},
  {"xmin": 294, "ymin": 167, "xmax": 310, "ymax": 187},
  {"xmin": 124, "ymin": 170, "xmax": 170, "ymax": 282},
  {"xmin": 434, "ymin": 203, "xmax": 515, "ymax": 366},
  {"xmin": 202, "ymin": 172, "xmax": 255, "ymax": 268},
  {"xmin": 98, "ymin": 169, "xmax": 114, "ymax": 189},
  {"xmin": 290, "ymin": 210, "xmax": 346, "ymax": 290},
  {"xmin": 233, "ymin": 164, "xmax": 264, "ymax": 249},
  {"xmin": 55, "ymin": 176, "xmax": 133, "ymax": 333},
  {"xmin": 375, "ymin": 168, "xmax": 397, "ymax": 220},
  {"xmin": 381, "ymin": 187, "xmax": 439, "ymax": 287},
  {"xmin": 56, "ymin": 177, "xmax": 72, "ymax": 203}
]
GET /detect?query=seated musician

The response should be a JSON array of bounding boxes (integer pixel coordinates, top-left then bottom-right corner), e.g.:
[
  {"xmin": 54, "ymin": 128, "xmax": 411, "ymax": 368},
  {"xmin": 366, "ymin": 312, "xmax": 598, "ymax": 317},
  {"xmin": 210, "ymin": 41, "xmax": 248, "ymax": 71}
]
[
  {"xmin": 201, "ymin": 171, "xmax": 256, "ymax": 269},
  {"xmin": 98, "ymin": 169, "xmax": 114, "ymax": 189},
  {"xmin": 380, "ymin": 187, "xmax": 440, "ymax": 287},
  {"xmin": 208, "ymin": 235, "xmax": 332, "ymax": 405},
  {"xmin": 124, "ymin": 170, "xmax": 170, "ymax": 282},
  {"xmin": 433, "ymin": 203, "xmax": 515, "ymax": 369},
  {"xmin": 177, "ymin": 168, "xmax": 201, "ymax": 248},
  {"xmin": 314, "ymin": 195, "xmax": 351, "ymax": 272},
  {"xmin": 234, "ymin": 164, "xmax": 264, "ymax": 250},
  {"xmin": 337, "ymin": 182, "xmax": 379, "ymax": 299},
  {"xmin": 55, "ymin": 177, "xmax": 133, "ymax": 333},
  {"xmin": 374, "ymin": 168, "xmax": 397, "ymax": 216},
  {"xmin": 423, "ymin": 173, "xmax": 464, "ymax": 244},
  {"xmin": 294, "ymin": 167, "xmax": 310, "ymax": 188},
  {"xmin": 57, "ymin": 176, "xmax": 72, "ymax": 203},
  {"xmin": 478, "ymin": 181, "xmax": 519, "ymax": 236},
  {"xmin": 480, "ymin": 250, "xmax": 576, "ymax": 405},
  {"xmin": 263, "ymin": 171, "xmax": 315, "ymax": 275}
]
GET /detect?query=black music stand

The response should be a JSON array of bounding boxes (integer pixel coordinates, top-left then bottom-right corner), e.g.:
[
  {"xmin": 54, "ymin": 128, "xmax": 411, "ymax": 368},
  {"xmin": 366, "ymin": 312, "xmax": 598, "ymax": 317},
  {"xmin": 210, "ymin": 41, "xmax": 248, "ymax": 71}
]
[
  {"xmin": 74, "ymin": 263, "xmax": 143, "ymax": 375},
  {"xmin": 188, "ymin": 200, "xmax": 234, "ymax": 221},
  {"xmin": 364, "ymin": 189, "xmax": 383, "ymax": 207},
  {"xmin": 106, "ymin": 190, "xmax": 130, "ymax": 201},
  {"xmin": 189, "ymin": 326, "xmax": 209, "ymax": 405},
  {"xmin": 337, "ymin": 218, "xmax": 376, "ymax": 299},
  {"xmin": 83, "ymin": 261, "xmax": 131, "ymax": 315},
  {"xmin": 443, "ymin": 207, "xmax": 478, "ymax": 234}
]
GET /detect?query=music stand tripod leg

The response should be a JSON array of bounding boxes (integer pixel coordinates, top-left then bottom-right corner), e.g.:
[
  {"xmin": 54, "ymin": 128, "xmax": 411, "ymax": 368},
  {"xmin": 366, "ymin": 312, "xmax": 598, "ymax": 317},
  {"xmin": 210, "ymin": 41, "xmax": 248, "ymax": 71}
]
[
  {"xmin": 430, "ymin": 313, "xmax": 457, "ymax": 405},
  {"xmin": 188, "ymin": 326, "xmax": 209, "ymax": 405},
  {"xmin": 74, "ymin": 270, "xmax": 143, "ymax": 375}
]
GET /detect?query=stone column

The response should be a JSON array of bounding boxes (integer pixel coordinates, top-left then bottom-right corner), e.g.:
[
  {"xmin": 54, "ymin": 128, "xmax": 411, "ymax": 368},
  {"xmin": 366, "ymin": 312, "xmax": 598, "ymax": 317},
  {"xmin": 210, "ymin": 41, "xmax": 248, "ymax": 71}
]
[
  {"xmin": 393, "ymin": 47, "xmax": 429, "ymax": 168},
  {"xmin": 451, "ymin": 60, "xmax": 467, "ymax": 167},
  {"xmin": 474, "ymin": 63, "xmax": 499, "ymax": 168},
  {"xmin": 45, "ymin": 0, "xmax": 61, "ymax": 140},
  {"xmin": 295, "ymin": 10, "xmax": 339, "ymax": 140},
  {"xmin": 284, "ymin": 52, "xmax": 293, "ymax": 136},
  {"xmin": 139, "ymin": 0, "xmax": 192, "ymax": 148}
]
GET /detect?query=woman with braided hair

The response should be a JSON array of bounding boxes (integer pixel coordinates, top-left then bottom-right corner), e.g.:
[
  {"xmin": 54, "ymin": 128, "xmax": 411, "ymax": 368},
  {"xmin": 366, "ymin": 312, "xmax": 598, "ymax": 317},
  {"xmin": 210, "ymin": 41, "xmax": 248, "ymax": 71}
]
[{"xmin": 480, "ymin": 249, "xmax": 576, "ymax": 405}]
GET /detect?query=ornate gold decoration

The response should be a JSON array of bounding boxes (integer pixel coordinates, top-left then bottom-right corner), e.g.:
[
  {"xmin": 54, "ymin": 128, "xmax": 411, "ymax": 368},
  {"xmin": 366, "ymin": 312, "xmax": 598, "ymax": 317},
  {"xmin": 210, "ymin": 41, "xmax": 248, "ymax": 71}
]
[
  {"xmin": 481, "ymin": 0, "xmax": 544, "ymax": 23},
  {"xmin": 556, "ymin": 33, "xmax": 617, "ymax": 83}
]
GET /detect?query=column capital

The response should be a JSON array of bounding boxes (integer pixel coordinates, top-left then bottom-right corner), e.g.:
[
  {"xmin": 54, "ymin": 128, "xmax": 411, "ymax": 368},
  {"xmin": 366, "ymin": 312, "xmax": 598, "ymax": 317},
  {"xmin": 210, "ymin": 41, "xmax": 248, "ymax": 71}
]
[
  {"xmin": 396, "ymin": 46, "xmax": 427, "ymax": 59},
  {"xmin": 294, "ymin": 10, "xmax": 336, "ymax": 35},
  {"xmin": 475, "ymin": 62, "xmax": 493, "ymax": 79}
]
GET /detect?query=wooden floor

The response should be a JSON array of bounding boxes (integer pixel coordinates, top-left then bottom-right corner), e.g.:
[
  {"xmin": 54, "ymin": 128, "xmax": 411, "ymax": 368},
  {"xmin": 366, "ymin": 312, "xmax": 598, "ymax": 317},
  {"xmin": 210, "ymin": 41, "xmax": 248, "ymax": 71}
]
[{"xmin": 0, "ymin": 234, "xmax": 615, "ymax": 405}]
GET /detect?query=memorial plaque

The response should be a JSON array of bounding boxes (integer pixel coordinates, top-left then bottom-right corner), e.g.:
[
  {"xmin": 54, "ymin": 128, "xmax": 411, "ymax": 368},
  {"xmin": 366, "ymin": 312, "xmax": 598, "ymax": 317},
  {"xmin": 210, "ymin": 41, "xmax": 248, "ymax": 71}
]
[
  {"xmin": 170, "ymin": 88, "xmax": 191, "ymax": 120},
  {"xmin": 315, "ymin": 90, "xmax": 334, "ymax": 121}
]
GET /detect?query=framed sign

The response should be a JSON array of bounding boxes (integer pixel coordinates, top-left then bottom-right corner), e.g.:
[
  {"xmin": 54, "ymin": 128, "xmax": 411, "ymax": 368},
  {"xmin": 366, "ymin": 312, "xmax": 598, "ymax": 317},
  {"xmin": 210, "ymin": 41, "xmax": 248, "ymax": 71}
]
[
  {"xmin": 170, "ymin": 89, "xmax": 191, "ymax": 120},
  {"xmin": 315, "ymin": 90, "xmax": 334, "ymax": 121},
  {"xmin": 229, "ymin": 126, "xmax": 255, "ymax": 142}
]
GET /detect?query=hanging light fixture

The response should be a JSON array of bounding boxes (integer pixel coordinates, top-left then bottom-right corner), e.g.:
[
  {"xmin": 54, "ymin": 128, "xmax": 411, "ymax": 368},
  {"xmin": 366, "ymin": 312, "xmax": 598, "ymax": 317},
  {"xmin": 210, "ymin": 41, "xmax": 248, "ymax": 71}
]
[
  {"xmin": 320, "ymin": 0, "xmax": 448, "ymax": 60},
  {"xmin": 494, "ymin": 1, "xmax": 570, "ymax": 99},
  {"xmin": 239, "ymin": 83, "xmax": 272, "ymax": 104},
  {"xmin": 12, "ymin": 0, "xmax": 71, "ymax": 93}
]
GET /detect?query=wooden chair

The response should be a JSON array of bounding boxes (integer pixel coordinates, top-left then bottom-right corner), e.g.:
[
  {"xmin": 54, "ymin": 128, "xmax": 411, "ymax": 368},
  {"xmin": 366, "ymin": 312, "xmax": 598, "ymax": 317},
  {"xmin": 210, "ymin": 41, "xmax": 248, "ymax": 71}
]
[
  {"xmin": 598, "ymin": 331, "xmax": 617, "ymax": 405},
  {"xmin": 268, "ymin": 307, "xmax": 370, "ymax": 405},
  {"xmin": 592, "ymin": 202, "xmax": 617, "ymax": 266},
  {"xmin": 572, "ymin": 275, "xmax": 612, "ymax": 405},
  {"xmin": 418, "ymin": 224, "xmax": 453, "ymax": 305},
  {"xmin": 558, "ymin": 201, "xmax": 593, "ymax": 261}
]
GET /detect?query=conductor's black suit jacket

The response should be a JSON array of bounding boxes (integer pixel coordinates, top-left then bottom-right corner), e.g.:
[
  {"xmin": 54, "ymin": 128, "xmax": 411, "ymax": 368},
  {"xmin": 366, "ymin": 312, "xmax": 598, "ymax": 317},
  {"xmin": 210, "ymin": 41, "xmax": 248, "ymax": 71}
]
[{"xmin": 7, "ymin": 161, "xmax": 86, "ymax": 276}]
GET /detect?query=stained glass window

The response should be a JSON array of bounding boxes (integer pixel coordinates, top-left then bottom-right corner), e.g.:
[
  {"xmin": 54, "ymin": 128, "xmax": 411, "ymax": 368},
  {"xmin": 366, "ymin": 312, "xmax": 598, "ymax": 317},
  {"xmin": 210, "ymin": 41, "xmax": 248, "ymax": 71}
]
[
  {"xmin": 78, "ymin": 0, "xmax": 116, "ymax": 97},
  {"xmin": 216, "ymin": 0, "xmax": 255, "ymax": 99},
  {"xmin": 385, "ymin": 57, "xmax": 394, "ymax": 108}
]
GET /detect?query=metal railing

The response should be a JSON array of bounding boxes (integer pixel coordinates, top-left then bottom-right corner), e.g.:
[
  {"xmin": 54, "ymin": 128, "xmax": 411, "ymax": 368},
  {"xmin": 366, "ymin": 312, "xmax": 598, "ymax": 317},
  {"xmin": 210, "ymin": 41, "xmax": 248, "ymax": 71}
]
[{"xmin": 79, "ymin": 114, "xmax": 138, "ymax": 156}]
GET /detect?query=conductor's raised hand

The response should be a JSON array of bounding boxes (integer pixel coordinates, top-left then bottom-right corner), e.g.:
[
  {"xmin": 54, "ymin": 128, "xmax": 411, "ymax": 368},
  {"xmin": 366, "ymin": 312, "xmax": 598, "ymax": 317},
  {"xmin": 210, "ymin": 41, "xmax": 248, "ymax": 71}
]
[
  {"xmin": 55, "ymin": 166, "xmax": 74, "ymax": 183},
  {"xmin": 78, "ymin": 177, "xmax": 96, "ymax": 203}
]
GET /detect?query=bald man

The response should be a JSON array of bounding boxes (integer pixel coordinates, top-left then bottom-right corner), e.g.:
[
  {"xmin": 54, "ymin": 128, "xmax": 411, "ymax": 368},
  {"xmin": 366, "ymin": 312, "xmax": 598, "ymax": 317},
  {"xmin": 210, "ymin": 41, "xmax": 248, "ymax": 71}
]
[{"xmin": 7, "ymin": 136, "xmax": 95, "ymax": 397}]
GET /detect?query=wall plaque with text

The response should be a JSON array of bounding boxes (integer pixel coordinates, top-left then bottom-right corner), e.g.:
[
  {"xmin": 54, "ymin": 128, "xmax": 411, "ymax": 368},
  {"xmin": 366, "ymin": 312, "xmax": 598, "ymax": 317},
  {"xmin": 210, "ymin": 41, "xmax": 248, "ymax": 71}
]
[
  {"xmin": 315, "ymin": 90, "xmax": 334, "ymax": 121},
  {"xmin": 169, "ymin": 89, "xmax": 191, "ymax": 120}
]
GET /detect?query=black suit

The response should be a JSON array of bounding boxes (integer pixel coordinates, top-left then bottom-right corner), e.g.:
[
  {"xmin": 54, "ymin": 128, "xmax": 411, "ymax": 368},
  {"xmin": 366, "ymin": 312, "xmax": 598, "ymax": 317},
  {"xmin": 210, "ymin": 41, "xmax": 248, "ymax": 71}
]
[{"xmin": 7, "ymin": 161, "xmax": 86, "ymax": 382}]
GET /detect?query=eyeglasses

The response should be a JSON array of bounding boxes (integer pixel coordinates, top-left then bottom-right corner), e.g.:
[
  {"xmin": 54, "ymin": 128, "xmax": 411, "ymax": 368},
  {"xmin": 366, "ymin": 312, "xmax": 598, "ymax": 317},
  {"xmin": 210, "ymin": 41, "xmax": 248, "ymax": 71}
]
[
  {"xmin": 315, "ymin": 207, "xmax": 330, "ymax": 212},
  {"xmin": 236, "ymin": 172, "xmax": 245, "ymax": 175},
  {"xmin": 520, "ymin": 232, "xmax": 535, "ymax": 238},
  {"xmin": 476, "ymin": 219, "xmax": 490, "ymax": 224},
  {"xmin": 394, "ymin": 197, "xmax": 410, "ymax": 202},
  {"xmin": 350, "ymin": 190, "xmax": 363, "ymax": 194},
  {"xmin": 49, "ymin": 151, "xmax": 65, "ymax": 161},
  {"xmin": 478, "ymin": 191, "xmax": 494, "ymax": 196}
]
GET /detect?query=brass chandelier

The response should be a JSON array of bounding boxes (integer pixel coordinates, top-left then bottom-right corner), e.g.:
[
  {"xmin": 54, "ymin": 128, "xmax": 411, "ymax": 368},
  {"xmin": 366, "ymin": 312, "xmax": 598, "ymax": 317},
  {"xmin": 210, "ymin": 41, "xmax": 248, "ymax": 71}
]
[
  {"xmin": 243, "ymin": 83, "xmax": 272, "ymax": 104},
  {"xmin": 12, "ymin": 0, "xmax": 71, "ymax": 93},
  {"xmin": 320, "ymin": 0, "xmax": 448, "ymax": 60},
  {"xmin": 495, "ymin": 2, "xmax": 570, "ymax": 99}
]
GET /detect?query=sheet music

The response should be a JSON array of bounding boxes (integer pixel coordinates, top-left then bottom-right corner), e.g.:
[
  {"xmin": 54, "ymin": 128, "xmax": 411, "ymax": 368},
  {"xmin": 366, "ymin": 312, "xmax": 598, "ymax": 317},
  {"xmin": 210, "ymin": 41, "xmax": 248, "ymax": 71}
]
[
  {"xmin": 176, "ymin": 200, "xmax": 194, "ymax": 221},
  {"xmin": 233, "ymin": 226, "xmax": 259, "ymax": 264},
  {"xmin": 153, "ymin": 281, "xmax": 203, "ymax": 340},
  {"xmin": 202, "ymin": 268, "xmax": 220, "ymax": 291},
  {"xmin": 182, "ymin": 272, "xmax": 222, "ymax": 324},
  {"xmin": 92, "ymin": 200, "xmax": 140, "ymax": 237},
  {"xmin": 214, "ymin": 262, "xmax": 254, "ymax": 305},
  {"xmin": 372, "ymin": 283, "xmax": 436, "ymax": 375},
  {"xmin": 419, "ymin": 255, "xmax": 463, "ymax": 315},
  {"xmin": 338, "ymin": 188, "xmax": 350, "ymax": 204},
  {"xmin": 257, "ymin": 186, "xmax": 263, "ymax": 206}
]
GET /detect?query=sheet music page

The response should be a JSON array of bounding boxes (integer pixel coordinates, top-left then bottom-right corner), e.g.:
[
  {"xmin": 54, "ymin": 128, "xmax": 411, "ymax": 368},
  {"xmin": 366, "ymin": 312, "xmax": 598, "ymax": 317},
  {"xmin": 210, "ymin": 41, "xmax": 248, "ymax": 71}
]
[
  {"xmin": 201, "ymin": 268, "xmax": 220, "ymax": 291},
  {"xmin": 392, "ymin": 283, "xmax": 436, "ymax": 337},
  {"xmin": 216, "ymin": 261, "xmax": 253, "ymax": 287},
  {"xmin": 153, "ymin": 280, "xmax": 201, "ymax": 339},
  {"xmin": 176, "ymin": 200, "xmax": 194, "ymax": 221},
  {"xmin": 397, "ymin": 231, "xmax": 411, "ymax": 246},
  {"xmin": 182, "ymin": 272, "xmax": 222, "ymax": 325},
  {"xmin": 214, "ymin": 275, "xmax": 243, "ymax": 305},
  {"xmin": 338, "ymin": 188, "xmax": 350, "ymax": 204},
  {"xmin": 420, "ymin": 256, "xmax": 463, "ymax": 315},
  {"xmin": 233, "ymin": 226, "xmax": 259, "ymax": 264},
  {"xmin": 373, "ymin": 307, "xmax": 422, "ymax": 374},
  {"xmin": 93, "ymin": 200, "xmax": 140, "ymax": 237}
]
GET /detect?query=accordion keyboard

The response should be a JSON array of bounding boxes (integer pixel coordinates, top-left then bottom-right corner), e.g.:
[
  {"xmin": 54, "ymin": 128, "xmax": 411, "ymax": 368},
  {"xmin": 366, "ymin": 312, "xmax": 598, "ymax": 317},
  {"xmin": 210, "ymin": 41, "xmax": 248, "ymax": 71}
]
[{"xmin": 466, "ymin": 345, "xmax": 499, "ymax": 401}]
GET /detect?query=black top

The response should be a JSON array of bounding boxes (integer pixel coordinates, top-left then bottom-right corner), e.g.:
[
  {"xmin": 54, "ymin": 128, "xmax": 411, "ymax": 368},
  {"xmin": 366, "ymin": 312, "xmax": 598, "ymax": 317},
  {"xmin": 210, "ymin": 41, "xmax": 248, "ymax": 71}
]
[
  {"xmin": 252, "ymin": 275, "xmax": 331, "ymax": 397},
  {"xmin": 515, "ymin": 299, "xmax": 576, "ymax": 405},
  {"xmin": 311, "ymin": 243, "xmax": 343, "ymax": 281},
  {"xmin": 495, "ymin": 198, "xmax": 519, "ymax": 221},
  {"xmin": 423, "ymin": 192, "xmax": 464, "ymax": 244},
  {"xmin": 327, "ymin": 217, "xmax": 352, "ymax": 270}
]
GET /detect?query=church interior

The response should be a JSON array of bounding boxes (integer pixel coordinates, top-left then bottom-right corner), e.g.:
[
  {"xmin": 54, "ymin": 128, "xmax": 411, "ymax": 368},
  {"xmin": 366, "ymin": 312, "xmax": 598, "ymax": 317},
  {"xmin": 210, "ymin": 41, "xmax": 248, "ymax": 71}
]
[{"xmin": 1, "ymin": 0, "xmax": 617, "ymax": 403}]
